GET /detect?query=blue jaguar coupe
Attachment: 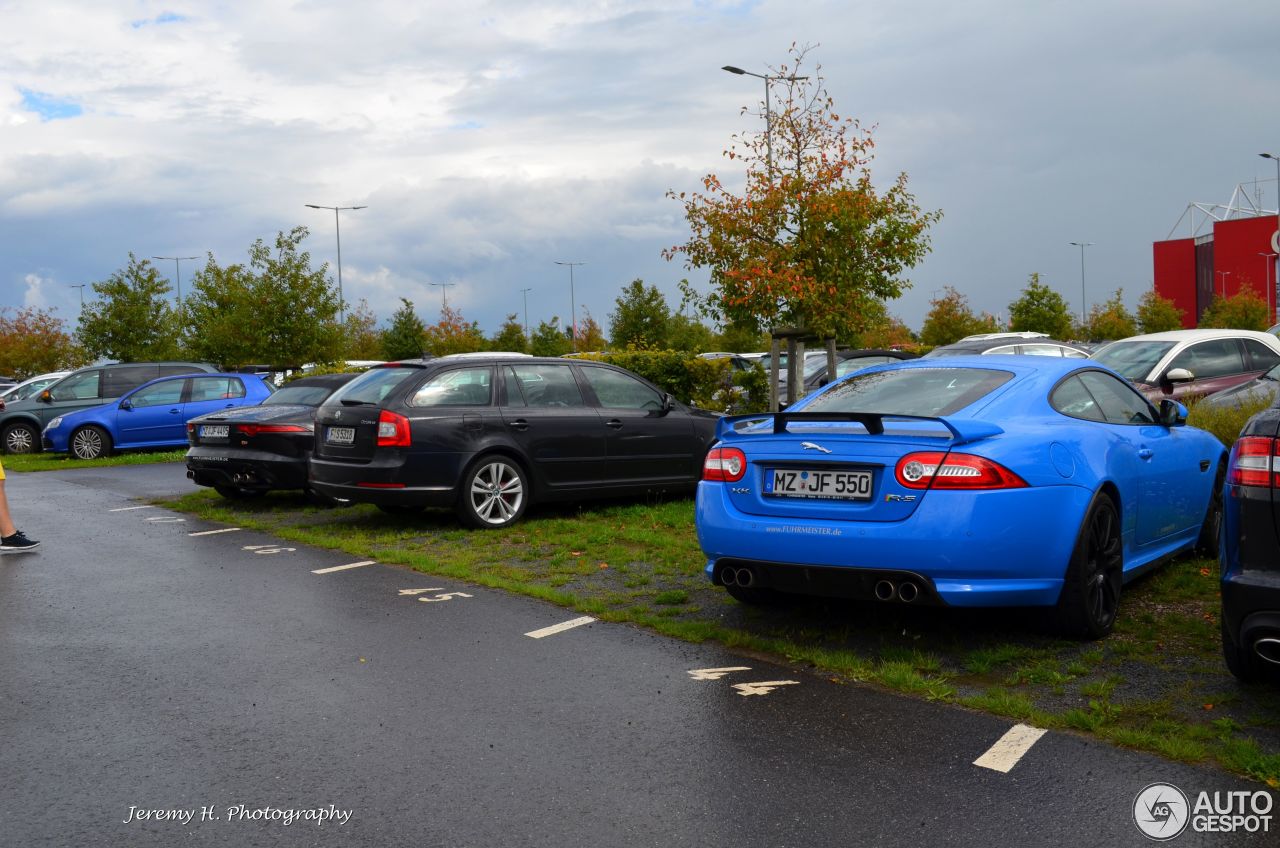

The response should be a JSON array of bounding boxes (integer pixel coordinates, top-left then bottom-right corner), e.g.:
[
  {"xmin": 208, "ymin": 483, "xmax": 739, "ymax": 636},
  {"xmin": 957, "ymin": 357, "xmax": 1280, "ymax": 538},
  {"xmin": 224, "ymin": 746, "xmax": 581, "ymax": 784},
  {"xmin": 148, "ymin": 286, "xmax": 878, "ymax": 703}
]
[{"xmin": 696, "ymin": 357, "xmax": 1226, "ymax": 638}]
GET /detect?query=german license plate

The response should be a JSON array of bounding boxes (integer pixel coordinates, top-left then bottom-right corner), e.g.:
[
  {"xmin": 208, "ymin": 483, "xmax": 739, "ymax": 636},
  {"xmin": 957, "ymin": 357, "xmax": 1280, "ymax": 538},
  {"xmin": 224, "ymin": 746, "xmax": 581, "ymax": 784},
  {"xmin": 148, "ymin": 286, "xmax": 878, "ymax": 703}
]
[
  {"xmin": 764, "ymin": 468, "xmax": 872, "ymax": 500},
  {"xmin": 199, "ymin": 425, "xmax": 229, "ymax": 439},
  {"xmin": 326, "ymin": 426, "xmax": 356, "ymax": 445}
]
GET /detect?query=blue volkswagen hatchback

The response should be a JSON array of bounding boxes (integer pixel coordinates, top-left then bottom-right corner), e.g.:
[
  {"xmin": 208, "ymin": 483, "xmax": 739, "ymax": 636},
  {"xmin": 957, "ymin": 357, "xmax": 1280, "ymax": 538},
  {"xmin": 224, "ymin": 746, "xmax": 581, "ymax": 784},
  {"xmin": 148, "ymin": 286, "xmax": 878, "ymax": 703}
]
[
  {"xmin": 696, "ymin": 357, "xmax": 1226, "ymax": 637},
  {"xmin": 43, "ymin": 373, "xmax": 274, "ymax": 459}
]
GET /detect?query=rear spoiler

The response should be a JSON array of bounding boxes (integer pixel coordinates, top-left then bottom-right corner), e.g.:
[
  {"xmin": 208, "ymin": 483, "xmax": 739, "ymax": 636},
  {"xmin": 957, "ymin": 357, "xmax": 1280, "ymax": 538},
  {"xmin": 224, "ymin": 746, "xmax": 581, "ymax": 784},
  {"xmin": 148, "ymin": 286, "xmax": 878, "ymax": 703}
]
[{"xmin": 715, "ymin": 412, "xmax": 1004, "ymax": 446}]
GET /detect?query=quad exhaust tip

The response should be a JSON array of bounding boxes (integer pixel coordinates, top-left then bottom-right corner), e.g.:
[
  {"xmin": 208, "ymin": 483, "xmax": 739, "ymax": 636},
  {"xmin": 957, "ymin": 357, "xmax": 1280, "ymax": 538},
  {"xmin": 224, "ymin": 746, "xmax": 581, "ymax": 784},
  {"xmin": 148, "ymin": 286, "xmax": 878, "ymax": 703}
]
[
  {"xmin": 720, "ymin": 566, "xmax": 756, "ymax": 588},
  {"xmin": 1254, "ymin": 636, "xmax": 1280, "ymax": 666},
  {"xmin": 874, "ymin": 579, "xmax": 920, "ymax": 603}
]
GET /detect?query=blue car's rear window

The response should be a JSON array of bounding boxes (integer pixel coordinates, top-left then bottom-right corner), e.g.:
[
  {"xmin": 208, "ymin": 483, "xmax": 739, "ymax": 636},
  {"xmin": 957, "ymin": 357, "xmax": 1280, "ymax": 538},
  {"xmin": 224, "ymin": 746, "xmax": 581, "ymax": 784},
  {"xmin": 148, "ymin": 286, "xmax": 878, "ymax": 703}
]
[
  {"xmin": 324, "ymin": 367, "xmax": 419, "ymax": 406},
  {"xmin": 802, "ymin": 367, "xmax": 1013, "ymax": 417}
]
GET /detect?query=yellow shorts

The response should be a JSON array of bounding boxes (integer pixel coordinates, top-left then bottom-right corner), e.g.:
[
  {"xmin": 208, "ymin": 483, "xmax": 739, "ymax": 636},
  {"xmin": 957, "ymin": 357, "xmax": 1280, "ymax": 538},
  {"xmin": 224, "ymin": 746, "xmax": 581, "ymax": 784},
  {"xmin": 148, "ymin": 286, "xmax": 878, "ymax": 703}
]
[{"xmin": 0, "ymin": 458, "xmax": 5, "ymax": 480}]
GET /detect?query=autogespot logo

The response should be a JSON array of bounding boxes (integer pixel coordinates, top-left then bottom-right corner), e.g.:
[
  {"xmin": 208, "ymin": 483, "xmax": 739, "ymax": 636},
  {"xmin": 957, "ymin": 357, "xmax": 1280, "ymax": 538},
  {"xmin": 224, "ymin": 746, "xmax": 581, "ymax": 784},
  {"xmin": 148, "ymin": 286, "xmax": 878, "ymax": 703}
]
[{"xmin": 1134, "ymin": 783, "xmax": 1190, "ymax": 841}]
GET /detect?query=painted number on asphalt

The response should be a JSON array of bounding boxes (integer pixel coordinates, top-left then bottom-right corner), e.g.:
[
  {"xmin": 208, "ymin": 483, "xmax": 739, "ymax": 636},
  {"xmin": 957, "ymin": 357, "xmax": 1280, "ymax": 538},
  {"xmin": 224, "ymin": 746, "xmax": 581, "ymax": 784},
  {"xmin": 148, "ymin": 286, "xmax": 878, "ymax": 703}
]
[
  {"xmin": 145, "ymin": 516, "xmax": 186, "ymax": 523},
  {"xmin": 687, "ymin": 667, "xmax": 800, "ymax": 696},
  {"xmin": 687, "ymin": 667, "xmax": 753, "ymax": 681},
  {"xmin": 242, "ymin": 544, "xmax": 296, "ymax": 555},
  {"xmin": 399, "ymin": 588, "xmax": 473, "ymax": 603}
]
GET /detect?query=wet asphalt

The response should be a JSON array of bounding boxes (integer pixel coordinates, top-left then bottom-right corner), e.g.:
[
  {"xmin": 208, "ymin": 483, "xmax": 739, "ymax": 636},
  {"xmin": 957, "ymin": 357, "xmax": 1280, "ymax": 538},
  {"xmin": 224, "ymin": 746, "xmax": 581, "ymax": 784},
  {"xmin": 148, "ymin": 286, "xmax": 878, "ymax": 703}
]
[{"xmin": 1, "ymin": 462, "xmax": 1276, "ymax": 847}]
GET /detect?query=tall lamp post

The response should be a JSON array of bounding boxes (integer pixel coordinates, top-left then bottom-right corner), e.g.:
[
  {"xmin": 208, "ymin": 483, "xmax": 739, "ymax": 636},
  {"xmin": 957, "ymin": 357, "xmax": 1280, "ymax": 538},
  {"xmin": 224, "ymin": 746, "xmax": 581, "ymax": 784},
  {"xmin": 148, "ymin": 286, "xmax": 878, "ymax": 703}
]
[
  {"xmin": 152, "ymin": 255, "xmax": 199, "ymax": 307},
  {"xmin": 554, "ymin": 261, "xmax": 584, "ymax": 351},
  {"xmin": 1260, "ymin": 252, "xmax": 1278, "ymax": 321},
  {"xmin": 520, "ymin": 287, "xmax": 533, "ymax": 342},
  {"xmin": 305, "ymin": 203, "xmax": 367, "ymax": 323},
  {"xmin": 1216, "ymin": 270, "xmax": 1232, "ymax": 298},
  {"xmin": 1068, "ymin": 241, "xmax": 1094, "ymax": 325},
  {"xmin": 430, "ymin": 282, "xmax": 456, "ymax": 310},
  {"xmin": 69, "ymin": 284, "xmax": 86, "ymax": 314},
  {"xmin": 721, "ymin": 65, "xmax": 808, "ymax": 175},
  {"xmin": 1261, "ymin": 153, "xmax": 1280, "ymax": 321}
]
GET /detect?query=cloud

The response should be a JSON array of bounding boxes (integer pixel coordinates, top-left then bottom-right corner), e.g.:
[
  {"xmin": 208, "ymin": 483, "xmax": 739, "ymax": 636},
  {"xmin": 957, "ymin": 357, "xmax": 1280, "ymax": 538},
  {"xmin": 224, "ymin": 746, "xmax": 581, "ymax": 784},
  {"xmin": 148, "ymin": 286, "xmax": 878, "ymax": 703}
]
[{"xmin": 23, "ymin": 273, "xmax": 50, "ymax": 308}]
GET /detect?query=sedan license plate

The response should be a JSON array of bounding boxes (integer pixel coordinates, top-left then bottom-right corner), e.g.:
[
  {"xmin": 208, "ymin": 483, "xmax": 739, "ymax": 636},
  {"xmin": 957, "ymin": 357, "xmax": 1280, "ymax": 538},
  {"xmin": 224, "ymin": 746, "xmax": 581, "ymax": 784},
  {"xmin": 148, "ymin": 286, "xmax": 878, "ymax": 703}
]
[
  {"xmin": 326, "ymin": 426, "xmax": 356, "ymax": 445},
  {"xmin": 765, "ymin": 468, "xmax": 872, "ymax": 500},
  {"xmin": 199, "ymin": 424, "xmax": 229, "ymax": 439}
]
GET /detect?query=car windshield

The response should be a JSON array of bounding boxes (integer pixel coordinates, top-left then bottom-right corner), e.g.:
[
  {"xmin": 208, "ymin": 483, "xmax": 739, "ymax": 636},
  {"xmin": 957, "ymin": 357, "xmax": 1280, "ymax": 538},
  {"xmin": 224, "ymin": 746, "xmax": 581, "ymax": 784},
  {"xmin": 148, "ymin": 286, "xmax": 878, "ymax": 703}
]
[
  {"xmin": 325, "ymin": 367, "xmax": 419, "ymax": 406},
  {"xmin": 262, "ymin": 384, "xmax": 340, "ymax": 406},
  {"xmin": 1090, "ymin": 341, "xmax": 1176, "ymax": 381},
  {"xmin": 800, "ymin": 367, "xmax": 1014, "ymax": 417}
]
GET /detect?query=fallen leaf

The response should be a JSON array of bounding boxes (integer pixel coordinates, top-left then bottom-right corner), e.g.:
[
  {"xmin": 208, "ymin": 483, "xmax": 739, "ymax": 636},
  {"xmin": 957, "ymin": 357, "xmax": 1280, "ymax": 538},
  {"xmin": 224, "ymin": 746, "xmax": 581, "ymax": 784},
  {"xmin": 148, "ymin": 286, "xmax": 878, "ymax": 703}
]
[
  {"xmin": 598, "ymin": 563, "xmax": 608, "ymax": 569},
  {"xmin": 1203, "ymin": 703, "xmax": 1214, "ymax": 711},
  {"xmin": 570, "ymin": 551, "xmax": 583, "ymax": 557},
  {"xmin": 1200, "ymin": 567, "xmax": 1211, "ymax": 577}
]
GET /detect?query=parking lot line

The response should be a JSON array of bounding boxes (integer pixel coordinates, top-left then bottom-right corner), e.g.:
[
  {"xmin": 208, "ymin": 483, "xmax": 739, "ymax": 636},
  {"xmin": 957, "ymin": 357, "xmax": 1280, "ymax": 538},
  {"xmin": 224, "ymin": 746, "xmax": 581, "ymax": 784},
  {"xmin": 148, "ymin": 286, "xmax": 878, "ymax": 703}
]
[
  {"xmin": 972, "ymin": 723, "xmax": 1047, "ymax": 773},
  {"xmin": 109, "ymin": 505, "xmax": 156, "ymax": 512},
  {"xmin": 188, "ymin": 528, "xmax": 241, "ymax": 537},
  {"xmin": 311, "ymin": 560, "xmax": 377, "ymax": 575},
  {"xmin": 525, "ymin": 616, "xmax": 596, "ymax": 639}
]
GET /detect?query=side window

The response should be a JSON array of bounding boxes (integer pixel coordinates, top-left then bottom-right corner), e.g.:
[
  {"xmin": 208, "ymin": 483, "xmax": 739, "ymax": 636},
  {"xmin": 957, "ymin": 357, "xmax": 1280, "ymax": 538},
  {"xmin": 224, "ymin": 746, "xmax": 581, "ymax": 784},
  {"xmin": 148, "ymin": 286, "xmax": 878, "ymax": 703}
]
[
  {"xmin": 502, "ymin": 367, "xmax": 527, "ymax": 407},
  {"xmin": 103, "ymin": 365, "xmax": 158, "ymax": 397},
  {"xmin": 49, "ymin": 370, "xmax": 101, "ymax": 401},
  {"xmin": 190, "ymin": 377, "xmax": 246, "ymax": 401},
  {"xmin": 836, "ymin": 356, "xmax": 892, "ymax": 377},
  {"xmin": 1021, "ymin": 344, "xmax": 1065, "ymax": 357},
  {"xmin": 1078, "ymin": 372, "xmax": 1156, "ymax": 425},
  {"xmin": 1167, "ymin": 340, "xmax": 1244, "ymax": 379},
  {"xmin": 580, "ymin": 367, "xmax": 662, "ymax": 410},
  {"xmin": 985, "ymin": 344, "xmax": 1019, "ymax": 355},
  {"xmin": 1049, "ymin": 376, "xmax": 1105, "ymax": 422},
  {"xmin": 159, "ymin": 364, "xmax": 204, "ymax": 377},
  {"xmin": 408, "ymin": 367, "xmax": 492, "ymax": 407},
  {"xmin": 129, "ymin": 380, "xmax": 186, "ymax": 408},
  {"xmin": 507, "ymin": 364, "xmax": 584, "ymax": 408},
  {"xmin": 1242, "ymin": 339, "xmax": 1280, "ymax": 372}
]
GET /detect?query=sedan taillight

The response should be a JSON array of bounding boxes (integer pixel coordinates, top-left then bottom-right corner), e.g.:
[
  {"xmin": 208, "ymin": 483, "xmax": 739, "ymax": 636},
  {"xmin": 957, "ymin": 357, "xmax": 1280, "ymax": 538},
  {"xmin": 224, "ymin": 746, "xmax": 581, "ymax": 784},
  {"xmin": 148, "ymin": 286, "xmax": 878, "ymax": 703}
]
[
  {"xmin": 1227, "ymin": 436, "xmax": 1279, "ymax": 489},
  {"xmin": 704, "ymin": 447, "xmax": 747, "ymax": 482},
  {"xmin": 376, "ymin": 410, "xmax": 412, "ymax": 447},
  {"xmin": 895, "ymin": 451, "xmax": 1027, "ymax": 490},
  {"xmin": 237, "ymin": 424, "xmax": 311, "ymax": 437}
]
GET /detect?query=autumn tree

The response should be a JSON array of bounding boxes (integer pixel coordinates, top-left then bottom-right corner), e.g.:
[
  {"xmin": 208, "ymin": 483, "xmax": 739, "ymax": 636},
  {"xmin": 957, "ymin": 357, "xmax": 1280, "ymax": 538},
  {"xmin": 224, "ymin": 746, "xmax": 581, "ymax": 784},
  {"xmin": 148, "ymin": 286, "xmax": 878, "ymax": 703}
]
[
  {"xmin": 1007, "ymin": 273, "xmax": 1074, "ymax": 339},
  {"xmin": 422, "ymin": 305, "xmax": 487, "ymax": 356},
  {"xmin": 490, "ymin": 314, "xmax": 529, "ymax": 353},
  {"xmin": 609, "ymin": 279, "xmax": 670, "ymax": 349},
  {"xmin": 382, "ymin": 298, "xmax": 427, "ymax": 359},
  {"xmin": 529, "ymin": 318, "xmax": 572, "ymax": 357},
  {"xmin": 1081, "ymin": 289, "xmax": 1137, "ymax": 341},
  {"xmin": 576, "ymin": 311, "xmax": 608, "ymax": 352},
  {"xmin": 1198, "ymin": 284, "xmax": 1271, "ymax": 331},
  {"xmin": 341, "ymin": 299, "xmax": 383, "ymax": 360},
  {"xmin": 665, "ymin": 45, "xmax": 939, "ymax": 344},
  {"xmin": 0, "ymin": 307, "xmax": 89, "ymax": 378},
  {"xmin": 77, "ymin": 253, "xmax": 181, "ymax": 361},
  {"xmin": 183, "ymin": 227, "xmax": 343, "ymax": 368},
  {"xmin": 1136, "ymin": 289, "xmax": 1185, "ymax": 333},
  {"xmin": 919, "ymin": 287, "xmax": 998, "ymax": 347}
]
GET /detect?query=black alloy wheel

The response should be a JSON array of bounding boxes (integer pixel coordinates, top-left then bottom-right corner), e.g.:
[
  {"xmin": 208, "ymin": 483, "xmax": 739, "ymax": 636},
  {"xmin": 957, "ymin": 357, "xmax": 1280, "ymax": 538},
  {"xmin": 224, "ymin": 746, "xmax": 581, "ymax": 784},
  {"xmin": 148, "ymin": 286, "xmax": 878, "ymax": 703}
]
[
  {"xmin": 456, "ymin": 456, "xmax": 528, "ymax": 529},
  {"xmin": 1056, "ymin": 493, "xmax": 1123, "ymax": 639},
  {"xmin": 3, "ymin": 422, "xmax": 38, "ymax": 454},
  {"xmin": 70, "ymin": 426, "xmax": 112, "ymax": 460}
]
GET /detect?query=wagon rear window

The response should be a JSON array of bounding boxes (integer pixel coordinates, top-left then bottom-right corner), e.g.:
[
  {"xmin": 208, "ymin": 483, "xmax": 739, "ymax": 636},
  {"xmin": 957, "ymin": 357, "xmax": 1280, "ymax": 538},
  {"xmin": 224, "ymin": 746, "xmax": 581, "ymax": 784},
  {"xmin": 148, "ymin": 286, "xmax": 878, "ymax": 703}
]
[
  {"xmin": 802, "ymin": 367, "xmax": 1013, "ymax": 417},
  {"xmin": 325, "ymin": 367, "xmax": 419, "ymax": 406}
]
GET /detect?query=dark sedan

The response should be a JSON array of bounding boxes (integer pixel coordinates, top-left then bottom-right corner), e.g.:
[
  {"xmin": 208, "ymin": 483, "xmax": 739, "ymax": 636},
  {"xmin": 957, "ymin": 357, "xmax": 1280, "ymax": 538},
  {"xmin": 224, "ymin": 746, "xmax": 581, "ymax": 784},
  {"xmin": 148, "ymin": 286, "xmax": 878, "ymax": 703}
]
[
  {"xmin": 186, "ymin": 373, "xmax": 360, "ymax": 500},
  {"xmin": 1220, "ymin": 398, "xmax": 1280, "ymax": 683},
  {"xmin": 309, "ymin": 355, "xmax": 719, "ymax": 527}
]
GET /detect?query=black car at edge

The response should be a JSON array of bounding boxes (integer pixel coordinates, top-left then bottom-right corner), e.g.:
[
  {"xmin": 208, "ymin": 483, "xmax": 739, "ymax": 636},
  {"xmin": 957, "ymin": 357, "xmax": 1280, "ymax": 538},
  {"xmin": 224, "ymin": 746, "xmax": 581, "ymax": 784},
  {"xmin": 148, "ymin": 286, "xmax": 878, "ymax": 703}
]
[{"xmin": 308, "ymin": 354, "xmax": 719, "ymax": 527}]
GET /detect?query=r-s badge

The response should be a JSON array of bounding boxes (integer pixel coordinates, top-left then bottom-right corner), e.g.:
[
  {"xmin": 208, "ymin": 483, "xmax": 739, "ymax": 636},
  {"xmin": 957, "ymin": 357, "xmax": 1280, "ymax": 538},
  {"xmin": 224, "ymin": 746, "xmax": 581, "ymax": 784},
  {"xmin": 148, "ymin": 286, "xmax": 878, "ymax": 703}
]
[{"xmin": 885, "ymin": 494, "xmax": 917, "ymax": 503}]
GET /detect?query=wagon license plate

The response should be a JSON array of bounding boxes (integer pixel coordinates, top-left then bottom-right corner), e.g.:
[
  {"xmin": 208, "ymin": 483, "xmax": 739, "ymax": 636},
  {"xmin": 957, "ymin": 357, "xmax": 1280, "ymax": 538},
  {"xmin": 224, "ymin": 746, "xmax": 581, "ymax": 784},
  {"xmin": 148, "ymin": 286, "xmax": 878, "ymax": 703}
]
[
  {"xmin": 199, "ymin": 425, "xmax": 229, "ymax": 439},
  {"xmin": 765, "ymin": 468, "xmax": 872, "ymax": 500},
  {"xmin": 326, "ymin": 426, "xmax": 356, "ymax": 445}
]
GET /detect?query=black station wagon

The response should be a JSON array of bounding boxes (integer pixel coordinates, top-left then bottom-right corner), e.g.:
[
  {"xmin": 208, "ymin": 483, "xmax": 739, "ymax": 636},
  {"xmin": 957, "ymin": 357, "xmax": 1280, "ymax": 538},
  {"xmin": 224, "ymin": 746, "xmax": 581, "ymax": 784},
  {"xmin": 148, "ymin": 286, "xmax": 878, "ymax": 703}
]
[{"xmin": 308, "ymin": 354, "xmax": 720, "ymax": 527}]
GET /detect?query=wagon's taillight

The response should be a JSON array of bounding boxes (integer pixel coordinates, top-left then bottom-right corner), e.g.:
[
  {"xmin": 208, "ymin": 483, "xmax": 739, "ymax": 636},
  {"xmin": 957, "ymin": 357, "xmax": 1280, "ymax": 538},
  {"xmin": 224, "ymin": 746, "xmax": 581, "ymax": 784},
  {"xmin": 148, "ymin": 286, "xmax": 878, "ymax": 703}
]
[
  {"xmin": 895, "ymin": 451, "xmax": 1027, "ymax": 490},
  {"xmin": 1227, "ymin": 436, "xmax": 1279, "ymax": 489},
  {"xmin": 376, "ymin": 410, "xmax": 411, "ymax": 447},
  {"xmin": 703, "ymin": 447, "xmax": 747, "ymax": 482}
]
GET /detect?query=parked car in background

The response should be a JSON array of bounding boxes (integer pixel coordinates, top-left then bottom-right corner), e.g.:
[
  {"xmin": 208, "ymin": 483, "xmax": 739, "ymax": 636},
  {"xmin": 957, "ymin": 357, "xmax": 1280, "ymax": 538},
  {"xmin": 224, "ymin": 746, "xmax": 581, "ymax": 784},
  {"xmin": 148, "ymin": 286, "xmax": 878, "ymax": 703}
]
[
  {"xmin": 697, "ymin": 356, "xmax": 1225, "ymax": 638},
  {"xmin": 1197, "ymin": 362, "xmax": 1280, "ymax": 412},
  {"xmin": 186, "ymin": 372, "xmax": 360, "ymax": 500},
  {"xmin": 1090, "ymin": 329, "xmax": 1280, "ymax": 404},
  {"xmin": 1220, "ymin": 395, "xmax": 1280, "ymax": 683},
  {"xmin": 804, "ymin": 349, "xmax": 919, "ymax": 390},
  {"xmin": 309, "ymin": 354, "xmax": 719, "ymax": 528},
  {"xmin": 42, "ymin": 373, "xmax": 274, "ymax": 459},
  {"xmin": 924, "ymin": 336, "xmax": 1090, "ymax": 359},
  {"xmin": 0, "ymin": 361, "xmax": 218, "ymax": 454},
  {"xmin": 0, "ymin": 372, "xmax": 71, "ymax": 407}
]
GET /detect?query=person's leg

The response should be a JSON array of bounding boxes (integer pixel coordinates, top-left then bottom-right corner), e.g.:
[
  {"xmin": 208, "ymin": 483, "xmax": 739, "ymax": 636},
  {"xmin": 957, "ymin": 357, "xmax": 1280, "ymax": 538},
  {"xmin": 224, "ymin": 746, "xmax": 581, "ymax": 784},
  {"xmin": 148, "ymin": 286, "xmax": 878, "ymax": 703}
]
[{"xmin": 0, "ymin": 477, "xmax": 16, "ymax": 537}]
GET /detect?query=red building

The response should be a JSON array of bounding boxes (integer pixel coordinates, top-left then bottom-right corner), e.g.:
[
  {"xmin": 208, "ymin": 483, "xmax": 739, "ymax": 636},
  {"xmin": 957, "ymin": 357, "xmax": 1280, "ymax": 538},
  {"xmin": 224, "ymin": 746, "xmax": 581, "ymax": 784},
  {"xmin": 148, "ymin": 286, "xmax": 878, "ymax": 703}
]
[{"xmin": 1154, "ymin": 214, "xmax": 1279, "ymax": 328}]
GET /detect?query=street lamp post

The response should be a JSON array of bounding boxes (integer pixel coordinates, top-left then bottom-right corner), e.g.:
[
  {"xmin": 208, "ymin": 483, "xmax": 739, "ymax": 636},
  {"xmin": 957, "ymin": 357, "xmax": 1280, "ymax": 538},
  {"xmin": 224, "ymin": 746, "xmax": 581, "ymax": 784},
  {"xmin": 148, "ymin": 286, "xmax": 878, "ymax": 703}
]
[
  {"xmin": 430, "ymin": 282, "xmax": 456, "ymax": 310},
  {"xmin": 520, "ymin": 288, "xmax": 533, "ymax": 342},
  {"xmin": 554, "ymin": 261, "xmax": 584, "ymax": 351},
  {"xmin": 1261, "ymin": 153, "xmax": 1280, "ymax": 320},
  {"xmin": 1068, "ymin": 241, "xmax": 1094, "ymax": 325},
  {"xmin": 69, "ymin": 284, "xmax": 86, "ymax": 312},
  {"xmin": 305, "ymin": 203, "xmax": 367, "ymax": 323},
  {"xmin": 152, "ymin": 255, "xmax": 199, "ymax": 307},
  {"xmin": 722, "ymin": 65, "xmax": 809, "ymax": 175},
  {"xmin": 1260, "ymin": 252, "xmax": 1278, "ymax": 321},
  {"xmin": 1216, "ymin": 270, "xmax": 1232, "ymax": 298}
]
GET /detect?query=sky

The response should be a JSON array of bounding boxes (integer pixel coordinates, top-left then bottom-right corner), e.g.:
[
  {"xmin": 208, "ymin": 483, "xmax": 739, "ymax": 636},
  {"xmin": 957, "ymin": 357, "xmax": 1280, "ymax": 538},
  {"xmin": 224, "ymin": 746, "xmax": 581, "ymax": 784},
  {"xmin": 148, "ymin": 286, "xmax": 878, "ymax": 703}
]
[{"xmin": 3, "ymin": 0, "xmax": 1279, "ymax": 342}]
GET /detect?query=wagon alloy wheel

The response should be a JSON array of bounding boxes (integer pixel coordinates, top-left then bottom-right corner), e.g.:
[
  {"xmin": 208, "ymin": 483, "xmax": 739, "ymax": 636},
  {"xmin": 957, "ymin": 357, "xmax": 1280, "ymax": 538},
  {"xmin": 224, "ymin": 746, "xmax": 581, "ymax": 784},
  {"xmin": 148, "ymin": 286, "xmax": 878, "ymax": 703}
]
[
  {"xmin": 70, "ymin": 426, "xmax": 112, "ymax": 460},
  {"xmin": 458, "ymin": 458, "xmax": 527, "ymax": 529},
  {"xmin": 3, "ymin": 423, "xmax": 38, "ymax": 454},
  {"xmin": 1056, "ymin": 494, "xmax": 1123, "ymax": 639}
]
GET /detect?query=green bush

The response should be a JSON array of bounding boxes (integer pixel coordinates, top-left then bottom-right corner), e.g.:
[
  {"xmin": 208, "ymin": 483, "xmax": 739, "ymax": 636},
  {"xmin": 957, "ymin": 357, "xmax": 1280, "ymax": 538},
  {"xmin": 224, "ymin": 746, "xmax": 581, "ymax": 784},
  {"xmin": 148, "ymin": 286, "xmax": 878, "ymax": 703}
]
[
  {"xmin": 574, "ymin": 350, "xmax": 768, "ymax": 414},
  {"xmin": 1186, "ymin": 392, "xmax": 1275, "ymax": 446}
]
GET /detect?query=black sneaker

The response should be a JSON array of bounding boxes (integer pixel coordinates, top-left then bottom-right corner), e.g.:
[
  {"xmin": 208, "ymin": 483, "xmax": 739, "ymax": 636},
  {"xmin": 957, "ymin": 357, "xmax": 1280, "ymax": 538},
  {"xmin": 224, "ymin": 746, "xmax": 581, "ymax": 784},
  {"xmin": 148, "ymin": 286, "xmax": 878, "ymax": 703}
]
[{"xmin": 0, "ymin": 530, "xmax": 40, "ymax": 553}]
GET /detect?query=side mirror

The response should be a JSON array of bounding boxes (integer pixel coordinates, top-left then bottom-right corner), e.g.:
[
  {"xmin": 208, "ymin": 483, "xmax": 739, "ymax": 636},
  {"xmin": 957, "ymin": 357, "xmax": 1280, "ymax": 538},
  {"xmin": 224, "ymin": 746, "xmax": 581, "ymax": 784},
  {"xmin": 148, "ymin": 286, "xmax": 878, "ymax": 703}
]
[
  {"xmin": 1163, "ymin": 367, "xmax": 1195, "ymax": 384},
  {"xmin": 660, "ymin": 393, "xmax": 674, "ymax": 415},
  {"xmin": 38, "ymin": 389, "xmax": 52, "ymax": 403},
  {"xmin": 119, "ymin": 399, "xmax": 133, "ymax": 411},
  {"xmin": 1159, "ymin": 398, "xmax": 1188, "ymax": 427}
]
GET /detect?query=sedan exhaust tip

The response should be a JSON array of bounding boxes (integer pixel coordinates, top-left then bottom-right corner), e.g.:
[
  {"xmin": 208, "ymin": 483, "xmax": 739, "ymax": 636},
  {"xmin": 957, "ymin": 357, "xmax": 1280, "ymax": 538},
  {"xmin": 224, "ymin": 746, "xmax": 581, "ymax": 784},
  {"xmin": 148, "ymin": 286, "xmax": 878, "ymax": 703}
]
[
  {"xmin": 874, "ymin": 580, "xmax": 897, "ymax": 602},
  {"xmin": 898, "ymin": 581, "xmax": 920, "ymax": 603},
  {"xmin": 1254, "ymin": 636, "xmax": 1280, "ymax": 666}
]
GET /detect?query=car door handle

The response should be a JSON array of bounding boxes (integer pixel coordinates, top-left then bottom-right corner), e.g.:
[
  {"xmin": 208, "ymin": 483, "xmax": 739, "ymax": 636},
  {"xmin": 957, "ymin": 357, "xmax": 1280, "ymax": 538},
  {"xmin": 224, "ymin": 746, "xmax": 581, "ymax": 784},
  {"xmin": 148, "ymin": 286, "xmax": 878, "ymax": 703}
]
[
  {"xmin": 508, "ymin": 419, "xmax": 528, "ymax": 431},
  {"xmin": 1138, "ymin": 448, "xmax": 1153, "ymax": 460},
  {"xmin": 170, "ymin": 408, "xmax": 181, "ymax": 414},
  {"xmin": 605, "ymin": 419, "xmax": 623, "ymax": 429}
]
